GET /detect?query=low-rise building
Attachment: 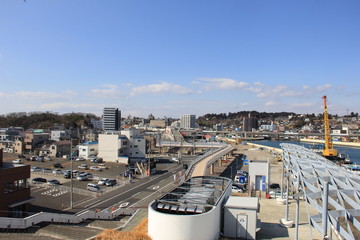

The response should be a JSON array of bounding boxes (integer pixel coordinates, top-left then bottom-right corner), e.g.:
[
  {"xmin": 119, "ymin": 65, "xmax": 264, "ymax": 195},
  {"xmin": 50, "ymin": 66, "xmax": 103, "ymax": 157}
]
[
  {"xmin": 98, "ymin": 128, "xmax": 146, "ymax": 164},
  {"xmin": 24, "ymin": 132, "xmax": 49, "ymax": 153},
  {"xmin": 0, "ymin": 149, "xmax": 32, "ymax": 217},
  {"xmin": 78, "ymin": 141, "xmax": 98, "ymax": 159},
  {"xmin": 51, "ymin": 130, "xmax": 71, "ymax": 141}
]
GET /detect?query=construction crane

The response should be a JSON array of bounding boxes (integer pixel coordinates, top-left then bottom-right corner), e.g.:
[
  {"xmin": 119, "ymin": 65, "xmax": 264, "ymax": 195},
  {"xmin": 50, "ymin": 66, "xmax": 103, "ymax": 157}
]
[{"xmin": 322, "ymin": 95, "xmax": 338, "ymax": 159}]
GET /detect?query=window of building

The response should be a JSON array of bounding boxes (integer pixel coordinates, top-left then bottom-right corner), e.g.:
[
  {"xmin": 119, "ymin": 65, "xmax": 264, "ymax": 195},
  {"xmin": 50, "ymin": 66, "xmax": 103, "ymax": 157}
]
[
  {"xmin": 134, "ymin": 145, "xmax": 138, "ymax": 148},
  {"xmin": 138, "ymin": 140, "xmax": 141, "ymax": 142},
  {"xmin": 4, "ymin": 179, "xmax": 29, "ymax": 193}
]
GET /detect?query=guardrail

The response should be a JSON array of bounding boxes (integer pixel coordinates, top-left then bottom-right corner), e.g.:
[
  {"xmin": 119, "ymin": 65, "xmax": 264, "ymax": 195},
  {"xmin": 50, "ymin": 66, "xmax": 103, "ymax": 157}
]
[{"xmin": 0, "ymin": 207, "xmax": 136, "ymax": 229}]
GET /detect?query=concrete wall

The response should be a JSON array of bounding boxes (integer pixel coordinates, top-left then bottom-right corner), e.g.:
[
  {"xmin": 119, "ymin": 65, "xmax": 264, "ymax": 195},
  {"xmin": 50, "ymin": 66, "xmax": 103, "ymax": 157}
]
[{"xmin": 98, "ymin": 134, "xmax": 120, "ymax": 162}]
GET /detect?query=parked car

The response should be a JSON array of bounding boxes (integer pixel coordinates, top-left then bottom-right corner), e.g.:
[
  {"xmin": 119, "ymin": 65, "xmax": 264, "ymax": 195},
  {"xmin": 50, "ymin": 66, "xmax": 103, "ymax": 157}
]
[
  {"xmin": 105, "ymin": 179, "xmax": 117, "ymax": 186},
  {"xmin": 87, "ymin": 183, "xmax": 100, "ymax": 192},
  {"xmin": 31, "ymin": 166, "xmax": 42, "ymax": 172},
  {"xmin": 47, "ymin": 179, "xmax": 60, "ymax": 185},
  {"xmin": 17, "ymin": 154, "xmax": 25, "ymax": 158},
  {"xmin": 232, "ymin": 185, "xmax": 244, "ymax": 193},
  {"xmin": 98, "ymin": 164, "xmax": 108, "ymax": 169},
  {"xmin": 36, "ymin": 156, "xmax": 44, "ymax": 162},
  {"xmin": 90, "ymin": 166, "xmax": 101, "ymax": 171},
  {"xmin": 85, "ymin": 172, "xmax": 94, "ymax": 180},
  {"xmin": 12, "ymin": 159, "xmax": 22, "ymax": 164},
  {"xmin": 52, "ymin": 169, "xmax": 63, "ymax": 174},
  {"xmin": 76, "ymin": 157, "xmax": 85, "ymax": 161},
  {"xmin": 53, "ymin": 162, "xmax": 63, "ymax": 168},
  {"xmin": 32, "ymin": 177, "xmax": 47, "ymax": 184},
  {"xmin": 77, "ymin": 173, "xmax": 88, "ymax": 181},
  {"xmin": 90, "ymin": 157, "xmax": 103, "ymax": 163},
  {"xmin": 269, "ymin": 183, "xmax": 281, "ymax": 190},
  {"xmin": 171, "ymin": 157, "xmax": 180, "ymax": 163},
  {"xmin": 42, "ymin": 168, "xmax": 52, "ymax": 173},
  {"xmin": 98, "ymin": 178, "xmax": 109, "ymax": 185},
  {"xmin": 78, "ymin": 164, "xmax": 89, "ymax": 170}
]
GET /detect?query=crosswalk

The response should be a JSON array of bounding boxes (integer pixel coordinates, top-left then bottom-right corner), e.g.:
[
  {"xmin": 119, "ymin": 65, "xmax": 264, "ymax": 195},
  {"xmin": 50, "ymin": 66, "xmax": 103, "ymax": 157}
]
[{"xmin": 34, "ymin": 187, "xmax": 68, "ymax": 197}]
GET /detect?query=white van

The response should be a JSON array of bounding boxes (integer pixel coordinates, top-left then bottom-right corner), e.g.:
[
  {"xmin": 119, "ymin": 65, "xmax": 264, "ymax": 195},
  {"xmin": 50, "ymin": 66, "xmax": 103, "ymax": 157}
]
[{"xmin": 87, "ymin": 183, "xmax": 100, "ymax": 192}]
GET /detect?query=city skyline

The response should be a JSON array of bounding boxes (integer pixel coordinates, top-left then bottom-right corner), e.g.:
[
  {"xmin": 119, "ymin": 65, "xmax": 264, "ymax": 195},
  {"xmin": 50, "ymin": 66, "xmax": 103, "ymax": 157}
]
[{"xmin": 0, "ymin": 1, "xmax": 359, "ymax": 118}]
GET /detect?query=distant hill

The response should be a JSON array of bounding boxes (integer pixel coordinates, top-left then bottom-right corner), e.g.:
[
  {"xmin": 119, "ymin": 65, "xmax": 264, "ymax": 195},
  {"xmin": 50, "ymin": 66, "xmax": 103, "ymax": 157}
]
[
  {"xmin": 0, "ymin": 112, "xmax": 98, "ymax": 130},
  {"xmin": 197, "ymin": 111, "xmax": 296, "ymax": 128}
]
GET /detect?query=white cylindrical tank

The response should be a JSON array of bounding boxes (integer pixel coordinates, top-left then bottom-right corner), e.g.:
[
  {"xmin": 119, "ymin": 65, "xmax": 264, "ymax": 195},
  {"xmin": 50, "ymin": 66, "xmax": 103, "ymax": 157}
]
[{"xmin": 148, "ymin": 202, "xmax": 220, "ymax": 240}]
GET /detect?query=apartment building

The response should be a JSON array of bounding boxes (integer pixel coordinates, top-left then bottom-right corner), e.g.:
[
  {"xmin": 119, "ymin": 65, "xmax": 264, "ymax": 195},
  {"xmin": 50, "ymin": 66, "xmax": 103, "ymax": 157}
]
[
  {"xmin": 180, "ymin": 114, "xmax": 196, "ymax": 129},
  {"xmin": 102, "ymin": 107, "xmax": 121, "ymax": 132}
]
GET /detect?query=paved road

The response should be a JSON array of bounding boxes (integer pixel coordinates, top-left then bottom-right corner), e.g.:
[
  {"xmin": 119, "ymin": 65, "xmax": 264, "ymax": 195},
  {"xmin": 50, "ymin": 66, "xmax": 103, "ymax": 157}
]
[{"xmin": 71, "ymin": 163, "xmax": 184, "ymax": 212}]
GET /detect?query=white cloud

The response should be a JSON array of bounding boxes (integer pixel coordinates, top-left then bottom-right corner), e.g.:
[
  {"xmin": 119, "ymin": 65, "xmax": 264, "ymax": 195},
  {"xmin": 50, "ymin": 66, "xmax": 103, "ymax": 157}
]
[
  {"xmin": 198, "ymin": 78, "xmax": 249, "ymax": 90},
  {"xmin": 91, "ymin": 85, "xmax": 121, "ymax": 97},
  {"xmin": 13, "ymin": 90, "xmax": 76, "ymax": 99},
  {"xmin": 34, "ymin": 102, "xmax": 97, "ymax": 110},
  {"xmin": 265, "ymin": 101, "xmax": 276, "ymax": 106},
  {"xmin": 130, "ymin": 82, "xmax": 193, "ymax": 96},
  {"xmin": 238, "ymin": 102, "xmax": 250, "ymax": 106}
]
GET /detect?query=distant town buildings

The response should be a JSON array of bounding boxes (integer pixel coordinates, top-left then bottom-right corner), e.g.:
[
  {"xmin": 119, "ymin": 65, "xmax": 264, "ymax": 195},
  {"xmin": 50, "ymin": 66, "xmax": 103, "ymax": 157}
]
[
  {"xmin": 180, "ymin": 114, "xmax": 196, "ymax": 129},
  {"xmin": 102, "ymin": 107, "xmax": 121, "ymax": 132}
]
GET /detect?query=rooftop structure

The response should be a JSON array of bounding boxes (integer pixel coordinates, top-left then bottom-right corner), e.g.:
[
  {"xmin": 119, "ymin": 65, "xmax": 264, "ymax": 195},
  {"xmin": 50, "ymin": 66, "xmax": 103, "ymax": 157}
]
[{"xmin": 148, "ymin": 176, "xmax": 232, "ymax": 240}]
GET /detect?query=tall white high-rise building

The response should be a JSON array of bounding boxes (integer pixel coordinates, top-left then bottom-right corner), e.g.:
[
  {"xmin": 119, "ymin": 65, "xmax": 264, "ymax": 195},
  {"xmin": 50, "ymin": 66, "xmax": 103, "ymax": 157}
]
[
  {"xmin": 180, "ymin": 114, "xmax": 196, "ymax": 129},
  {"xmin": 102, "ymin": 107, "xmax": 121, "ymax": 132}
]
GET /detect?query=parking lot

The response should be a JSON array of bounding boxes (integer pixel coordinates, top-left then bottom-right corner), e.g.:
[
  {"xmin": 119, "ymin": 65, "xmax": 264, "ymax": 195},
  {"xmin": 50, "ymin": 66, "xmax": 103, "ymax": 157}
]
[{"xmin": 6, "ymin": 153, "xmax": 130, "ymax": 187}]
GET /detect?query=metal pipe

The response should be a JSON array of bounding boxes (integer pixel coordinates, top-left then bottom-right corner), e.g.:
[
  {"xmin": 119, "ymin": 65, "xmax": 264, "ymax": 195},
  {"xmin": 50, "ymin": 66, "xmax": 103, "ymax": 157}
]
[
  {"xmin": 294, "ymin": 172, "xmax": 300, "ymax": 240},
  {"xmin": 285, "ymin": 170, "xmax": 289, "ymax": 221},
  {"xmin": 322, "ymin": 181, "xmax": 329, "ymax": 238},
  {"xmin": 281, "ymin": 162, "xmax": 284, "ymax": 199}
]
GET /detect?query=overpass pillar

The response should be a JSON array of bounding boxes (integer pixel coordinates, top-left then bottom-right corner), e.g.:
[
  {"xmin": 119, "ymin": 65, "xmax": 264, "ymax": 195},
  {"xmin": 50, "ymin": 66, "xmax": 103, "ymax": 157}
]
[{"xmin": 210, "ymin": 163, "xmax": 214, "ymax": 174}]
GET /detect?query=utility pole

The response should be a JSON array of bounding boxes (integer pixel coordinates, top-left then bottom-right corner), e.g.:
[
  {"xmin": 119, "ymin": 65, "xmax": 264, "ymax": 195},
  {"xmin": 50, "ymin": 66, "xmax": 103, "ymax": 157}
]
[{"xmin": 70, "ymin": 139, "xmax": 73, "ymax": 209}]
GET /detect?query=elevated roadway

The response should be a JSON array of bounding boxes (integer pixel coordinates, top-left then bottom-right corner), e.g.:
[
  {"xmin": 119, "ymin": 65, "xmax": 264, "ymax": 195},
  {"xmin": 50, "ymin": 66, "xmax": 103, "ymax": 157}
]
[{"xmin": 189, "ymin": 145, "xmax": 236, "ymax": 178}]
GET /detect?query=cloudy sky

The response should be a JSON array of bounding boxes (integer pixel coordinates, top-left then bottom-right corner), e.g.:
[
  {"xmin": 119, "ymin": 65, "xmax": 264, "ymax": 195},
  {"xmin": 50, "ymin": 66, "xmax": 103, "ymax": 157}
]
[{"xmin": 0, "ymin": 1, "xmax": 359, "ymax": 118}]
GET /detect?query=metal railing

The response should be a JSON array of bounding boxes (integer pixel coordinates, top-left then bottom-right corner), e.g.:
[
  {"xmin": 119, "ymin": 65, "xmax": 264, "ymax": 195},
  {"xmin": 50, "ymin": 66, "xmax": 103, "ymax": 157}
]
[{"xmin": 0, "ymin": 207, "xmax": 136, "ymax": 229}]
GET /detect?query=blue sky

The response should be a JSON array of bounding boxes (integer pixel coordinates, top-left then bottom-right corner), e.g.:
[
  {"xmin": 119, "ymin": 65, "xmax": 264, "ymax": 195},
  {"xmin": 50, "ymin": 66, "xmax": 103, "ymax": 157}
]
[{"xmin": 0, "ymin": 0, "xmax": 359, "ymax": 118}]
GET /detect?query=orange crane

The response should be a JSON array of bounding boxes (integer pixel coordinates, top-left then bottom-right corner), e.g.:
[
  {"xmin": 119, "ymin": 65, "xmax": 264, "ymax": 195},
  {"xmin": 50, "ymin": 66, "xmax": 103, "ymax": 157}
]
[{"xmin": 322, "ymin": 95, "xmax": 338, "ymax": 159}]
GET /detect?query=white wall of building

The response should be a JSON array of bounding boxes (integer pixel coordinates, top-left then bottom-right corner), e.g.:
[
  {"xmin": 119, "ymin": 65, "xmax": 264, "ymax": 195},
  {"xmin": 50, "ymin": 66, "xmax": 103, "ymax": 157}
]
[
  {"xmin": 248, "ymin": 160, "xmax": 269, "ymax": 191},
  {"xmin": 78, "ymin": 143, "xmax": 98, "ymax": 158},
  {"xmin": 98, "ymin": 134, "xmax": 121, "ymax": 162}
]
